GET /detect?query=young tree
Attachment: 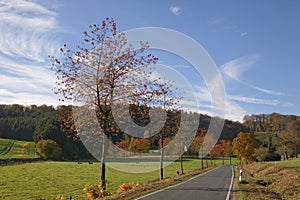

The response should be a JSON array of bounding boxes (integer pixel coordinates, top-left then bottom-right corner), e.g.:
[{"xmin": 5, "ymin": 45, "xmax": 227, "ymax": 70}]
[
  {"xmin": 232, "ymin": 132, "xmax": 259, "ymax": 163},
  {"xmin": 51, "ymin": 18, "xmax": 170, "ymax": 189},
  {"xmin": 132, "ymin": 138, "xmax": 151, "ymax": 154},
  {"xmin": 210, "ymin": 140, "xmax": 227, "ymax": 166},
  {"xmin": 223, "ymin": 141, "xmax": 233, "ymax": 164},
  {"xmin": 36, "ymin": 139, "xmax": 62, "ymax": 160}
]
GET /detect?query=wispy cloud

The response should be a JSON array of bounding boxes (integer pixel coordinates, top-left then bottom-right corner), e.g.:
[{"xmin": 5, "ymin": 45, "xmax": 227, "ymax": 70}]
[
  {"xmin": 251, "ymin": 85, "xmax": 284, "ymax": 96},
  {"xmin": 192, "ymin": 86, "xmax": 246, "ymax": 122},
  {"xmin": 0, "ymin": 55, "xmax": 59, "ymax": 105},
  {"xmin": 0, "ymin": 0, "xmax": 62, "ymax": 106},
  {"xmin": 221, "ymin": 55, "xmax": 259, "ymax": 81},
  {"xmin": 0, "ymin": 0, "xmax": 60, "ymax": 62},
  {"xmin": 170, "ymin": 5, "xmax": 181, "ymax": 16},
  {"xmin": 282, "ymin": 102, "xmax": 293, "ymax": 107},
  {"xmin": 224, "ymin": 100, "xmax": 247, "ymax": 122},
  {"xmin": 240, "ymin": 32, "xmax": 248, "ymax": 37},
  {"xmin": 229, "ymin": 95, "xmax": 279, "ymax": 106},
  {"xmin": 221, "ymin": 55, "xmax": 284, "ymax": 96}
]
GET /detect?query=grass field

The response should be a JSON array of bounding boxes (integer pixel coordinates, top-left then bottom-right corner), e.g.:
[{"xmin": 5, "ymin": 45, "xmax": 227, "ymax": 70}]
[
  {"xmin": 0, "ymin": 138, "xmax": 36, "ymax": 159},
  {"xmin": 0, "ymin": 157, "xmax": 238, "ymax": 200},
  {"xmin": 273, "ymin": 157, "xmax": 300, "ymax": 171}
]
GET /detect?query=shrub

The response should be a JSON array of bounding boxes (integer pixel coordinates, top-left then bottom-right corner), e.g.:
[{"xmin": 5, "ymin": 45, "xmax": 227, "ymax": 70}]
[
  {"xmin": 55, "ymin": 194, "xmax": 64, "ymax": 200},
  {"xmin": 117, "ymin": 182, "xmax": 143, "ymax": 193},
  {"xmin": 83, "ymin": 183, "xmax": 111, "ymax": 200},
  {"xmin": 35, "ymin": 139, "xmax": 62, "ymax": 160}
]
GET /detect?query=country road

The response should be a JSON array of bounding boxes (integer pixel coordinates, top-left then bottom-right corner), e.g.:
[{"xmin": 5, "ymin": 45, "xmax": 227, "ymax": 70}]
[{"xmin": 136, "ymin": 165, "xmax": 234, "ymax": 200}]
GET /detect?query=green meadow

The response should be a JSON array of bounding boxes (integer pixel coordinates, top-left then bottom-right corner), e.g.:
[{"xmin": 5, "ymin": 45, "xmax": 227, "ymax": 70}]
[
  {"xmin": 273, "ymin": 157, "xmax": 300, "ymax": 171},
  {"xmin": 0, "ymin": 138, "xmax": 36, "ymax": 159},
  {"xmin": 0, "ymin": 157, "xmax": 238, "ymax": 200}
]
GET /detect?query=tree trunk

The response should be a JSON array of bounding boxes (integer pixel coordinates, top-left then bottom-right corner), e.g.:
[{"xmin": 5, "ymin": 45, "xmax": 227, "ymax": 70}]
[
  {"xmin": 101, "ymin": 135, "xmax": 108, "ymax": 189},
  {"xmin": 160, "ymin": 136, "xmax": 164, "ymax": 180},
  {"xmin": 284, "ymin": 152, "xmax": 289, "ymax": 160},
  {"xmin": 201, "ymin": 149, "xmax": 204, "ymax": 170},
  {"xmin": 180, "ymin": 155, "xmax": 184, "ymax": 174},
  {"xmin": 222, "ymin": 155, "xmax": 224, "ymax": 165},
  {"xmin": 205, "ymin": 157, "xmax": 208, "ymax": 168}
]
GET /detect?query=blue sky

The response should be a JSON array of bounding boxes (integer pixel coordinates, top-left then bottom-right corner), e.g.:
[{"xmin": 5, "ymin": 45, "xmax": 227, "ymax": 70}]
[{"xmin": 0, "ymin": 0, "xmax": 300, "ymax": 122}]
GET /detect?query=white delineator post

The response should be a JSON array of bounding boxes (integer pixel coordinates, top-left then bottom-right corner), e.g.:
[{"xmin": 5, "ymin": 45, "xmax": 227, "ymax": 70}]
[
  {"xmin": 177, "ymin": 170, "xmax": 180, "ymax": 180},
  {"xmin": 239, "ymin": 169, "xmax": 243, "ymax": 182}
]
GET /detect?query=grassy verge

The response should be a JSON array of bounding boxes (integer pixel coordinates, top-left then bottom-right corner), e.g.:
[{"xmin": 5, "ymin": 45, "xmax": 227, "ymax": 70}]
[
  {"xmin": 0, "ymin": 157, "xmax": 239, "ymax": 199},
  {"xmin": 273, "ymin": 157, "xmax": 300, "ymax": 171},
  {"xmin": 233, "ymin": 159, "xmax": 300, "ymax": 200}
]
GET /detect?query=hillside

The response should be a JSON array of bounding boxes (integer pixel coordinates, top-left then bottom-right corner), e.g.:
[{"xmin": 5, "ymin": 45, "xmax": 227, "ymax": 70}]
[{"xmin": 0, "ymin": 138, "xmax": 37, "ymax": 158}]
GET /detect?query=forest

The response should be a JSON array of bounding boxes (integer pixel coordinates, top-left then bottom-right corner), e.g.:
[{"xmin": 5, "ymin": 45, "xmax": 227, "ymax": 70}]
[{"xmin": 0, "ymin": 103, "xmax": 299, "ymax": 161}]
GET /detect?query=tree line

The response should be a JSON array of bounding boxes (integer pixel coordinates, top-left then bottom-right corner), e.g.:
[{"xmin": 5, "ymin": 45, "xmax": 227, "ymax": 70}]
[
  {"xmin": 0, "ymin": 104, "xmax": 92, "ymax": 160},
  {"xmin": 243, "ymin": 113, "xmax": 300, "ymax": 160},
  {"xmin": 0, "ymin": 103, "xmax": 247, "ymax": 157}
]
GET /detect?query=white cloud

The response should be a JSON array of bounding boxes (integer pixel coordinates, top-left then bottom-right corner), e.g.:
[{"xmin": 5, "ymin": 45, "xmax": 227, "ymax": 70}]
[
  {"xmin": 0, "ymin": 0, "xmax": 60, "ymax": 62},
  {"xmin": 170, "ymin": 5, "xmax": 181, "ymax": 16},
  {"xmin": 221, "ymin": 55, "xmax": 284, "ymax": 96},
  {"xmin": 282, "ymin": 102, "xmax": 293, "ymax": 107},
  {"xmin": 240, "ymin": 32, "xmax": 248, "ymax": 37},
  {"xmin": 229, "ymin": 95, "xmax": 279, "ymax": 106},
  {"xmin": 221, "ymin": 55, "xmax": 259, "ymax": 81},
  {"xmin": 0, "ymin": 89, "xmax": 59, "ymax": 106},
  {"xmin": 192, "ymin": 86, "xmax": 246, "ymax": 122},
  {"xmin": 0, "ymin": 55, "xmax": 59, "ymax": 105},
  {"xmin": 0, "ymin": 0, "xmax": 62, "ymax": 106},
  {"xmin": 224, "ymin": 100, "xmax": 247, "ymax": 122},
  {"xmin": 250, "ymin": 85, "xmax": 284, "ymax": 96}
]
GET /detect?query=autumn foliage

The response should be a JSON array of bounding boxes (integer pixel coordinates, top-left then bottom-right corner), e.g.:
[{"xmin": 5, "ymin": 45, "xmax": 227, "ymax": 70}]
[
  {"xmin": 36, "ymin": 139, "xmax": 62, "ymax": 160},
  {"xmin": 232, "ymin": 132, "xmax": 259, "ymax": 163}
]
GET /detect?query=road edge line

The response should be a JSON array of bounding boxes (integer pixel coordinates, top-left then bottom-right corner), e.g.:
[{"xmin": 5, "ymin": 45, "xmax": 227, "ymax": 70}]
[
  {"xmin": 226, "ymin": 165, "xmax": 234, "ymax": 200},
  {"xmin": 134, "ymin": 166, "xmax": 221, "ymax": 200}
]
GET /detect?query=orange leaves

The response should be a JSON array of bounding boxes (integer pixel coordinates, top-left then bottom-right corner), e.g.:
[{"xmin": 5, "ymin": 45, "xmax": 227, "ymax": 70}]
[
  {"xmin": 232, "ymin": 132, "xmax": 259, "ymax": 163},
  {"xmin": 116, "ymin": 138, "xmax": 151, "ymax": 153},
  {"xmin": 132, "ymin": 138, "xmax": 151, "ymax": 153},
  {"xmin": 158, "ymin": 137, "xmax": 172, "ymax": 149},
  {"xmin": 115, "ymin": 139, "xmax": 130, "ymax": 150}
]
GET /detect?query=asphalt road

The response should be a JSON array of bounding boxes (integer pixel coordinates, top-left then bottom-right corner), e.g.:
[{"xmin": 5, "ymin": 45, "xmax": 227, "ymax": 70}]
[{"xmin": 136, "ymin": 165, "xmax": 234, "ymax": 200}]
